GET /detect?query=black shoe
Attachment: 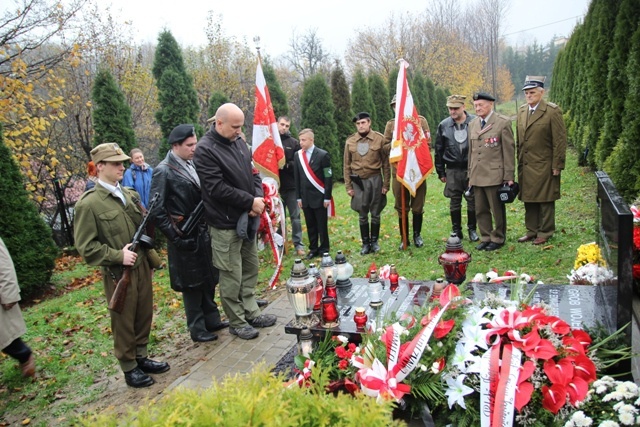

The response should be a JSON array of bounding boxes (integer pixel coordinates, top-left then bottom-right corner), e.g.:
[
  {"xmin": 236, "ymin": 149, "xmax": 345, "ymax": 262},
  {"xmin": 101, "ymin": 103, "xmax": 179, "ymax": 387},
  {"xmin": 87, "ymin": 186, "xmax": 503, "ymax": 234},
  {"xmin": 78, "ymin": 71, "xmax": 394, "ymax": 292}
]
[
  {"xmin": 124, "ymin": 367, "xmax": 155, "ymax": 388},
  {"xmin": 256, "ymin": 299, "xmax": 268, "ymax": 308},
  {"xmin": 484, "ymin": 242, "xmax": 503, "ymax": 251},
  {"xmin": 191, "ymin": 332, "xmax": 218, "ymax": 342},
  {"xmin": 398, "ymin": 240, "xmax": 410, "ymax": 250},
  {"xmin": 468, "ymin": 229, "xmax": 479, "ymax": 242},
  {"xmin": 305, "ymin": 251, "xmax": 318, "ymax": 260},
  {"xmin": 136, "ymin": 357, "xmax": 170, "ymax": 374},
  {"xmin": 476, "ymin": 241, "xmax": 490, "ymax": 250},
  {"xmin": 370, "ymin": 239, "xmax": 380, "ymax": 253},
  {"xmin": 413, "ymin": 234, "xmax": 424, "ymax": 248},
  {"xmin": 248, "ymin": 314, "xmax": 277, "ymax": 328},
  {"xmin": 208, "ymin": 320, "xmax": 230, "ymax": 331}
]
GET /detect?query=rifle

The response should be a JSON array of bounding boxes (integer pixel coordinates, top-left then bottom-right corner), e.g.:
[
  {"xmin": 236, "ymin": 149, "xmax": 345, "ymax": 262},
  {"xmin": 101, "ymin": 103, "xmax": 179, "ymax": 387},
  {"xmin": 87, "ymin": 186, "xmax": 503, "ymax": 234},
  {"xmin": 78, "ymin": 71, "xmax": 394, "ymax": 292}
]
[
  {"xmin": 179, "ymin": 200, "xmax": 205, "ymax": 237},
  {"xmin": 108, "ymin": 192, "xmax": 160, "ymax": 314}
]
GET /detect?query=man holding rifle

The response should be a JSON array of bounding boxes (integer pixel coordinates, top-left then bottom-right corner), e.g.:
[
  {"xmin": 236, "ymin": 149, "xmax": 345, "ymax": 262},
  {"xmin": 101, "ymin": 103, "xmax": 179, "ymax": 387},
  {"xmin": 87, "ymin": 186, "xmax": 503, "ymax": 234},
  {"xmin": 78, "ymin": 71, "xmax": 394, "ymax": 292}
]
[
  {"xmin": 74, "ymin": 143, "xmax": 168, "ymax": 388},
  {"xmin": 150, "ymin": 124, "xmax": 228, "ymax": 343}
]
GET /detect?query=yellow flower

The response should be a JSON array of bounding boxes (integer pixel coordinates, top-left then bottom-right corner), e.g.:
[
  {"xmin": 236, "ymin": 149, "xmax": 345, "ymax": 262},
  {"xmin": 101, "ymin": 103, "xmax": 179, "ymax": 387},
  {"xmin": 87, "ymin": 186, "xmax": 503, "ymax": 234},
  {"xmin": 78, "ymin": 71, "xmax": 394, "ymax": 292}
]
[{"xmin": 574, "ymin": 242, "xmax": 607, "ymax": 270}]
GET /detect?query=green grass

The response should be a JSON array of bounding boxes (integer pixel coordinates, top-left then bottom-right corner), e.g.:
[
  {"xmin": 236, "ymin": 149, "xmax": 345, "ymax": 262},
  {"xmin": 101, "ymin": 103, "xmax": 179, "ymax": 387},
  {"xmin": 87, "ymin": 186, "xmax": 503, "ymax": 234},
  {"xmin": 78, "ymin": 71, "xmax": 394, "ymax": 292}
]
[{"xmin": 1, "ymin": 147, "xmax": 597, "ymax": 425}]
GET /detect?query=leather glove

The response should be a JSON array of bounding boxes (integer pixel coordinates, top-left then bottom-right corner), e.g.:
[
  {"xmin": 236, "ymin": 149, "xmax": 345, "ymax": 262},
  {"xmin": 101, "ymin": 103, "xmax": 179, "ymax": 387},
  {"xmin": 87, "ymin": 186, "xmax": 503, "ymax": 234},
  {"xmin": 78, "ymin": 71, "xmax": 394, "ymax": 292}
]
[{"xmin": 174, "ymin": 237, "xmax": 197, "ymax": 252}]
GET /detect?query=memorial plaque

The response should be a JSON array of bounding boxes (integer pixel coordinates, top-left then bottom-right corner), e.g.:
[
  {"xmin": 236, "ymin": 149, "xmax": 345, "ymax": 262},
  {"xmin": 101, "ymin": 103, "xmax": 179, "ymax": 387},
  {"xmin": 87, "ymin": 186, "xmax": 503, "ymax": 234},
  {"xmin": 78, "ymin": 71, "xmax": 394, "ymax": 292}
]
[
  {"xmin": 468, "ymin": 282, "xmax": 617, "ymax": 332},
  {"xmin": 285, "ymin": 278, "xmax": 432, "ymax": 343}
]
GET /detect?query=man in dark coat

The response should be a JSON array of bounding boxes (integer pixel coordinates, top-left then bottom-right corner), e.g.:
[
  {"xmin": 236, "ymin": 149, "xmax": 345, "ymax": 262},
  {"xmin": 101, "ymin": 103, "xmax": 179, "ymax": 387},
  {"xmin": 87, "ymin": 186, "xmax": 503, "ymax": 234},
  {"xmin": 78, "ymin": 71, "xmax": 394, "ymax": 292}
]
[
  {"xmin": 277, "ymin": 116, "xmax": 305, "ymax": 256},
  {"xmin": 150, "ymin": 124, "xmax": 228, "ymax": 343},
  {"xmin": 434, "ymin": 95, "xmax": 478, "ymax": 242},
  {"xmin": 293, "ymin": 129, "xmax": 333, "ymax": 258},
  {"xmin": 194, "ymin": 103, "xmax": 276, "ymax": 341},
  {"xmin": 516, "ymin": 76, "xmax": 567, "ymax": 245}
]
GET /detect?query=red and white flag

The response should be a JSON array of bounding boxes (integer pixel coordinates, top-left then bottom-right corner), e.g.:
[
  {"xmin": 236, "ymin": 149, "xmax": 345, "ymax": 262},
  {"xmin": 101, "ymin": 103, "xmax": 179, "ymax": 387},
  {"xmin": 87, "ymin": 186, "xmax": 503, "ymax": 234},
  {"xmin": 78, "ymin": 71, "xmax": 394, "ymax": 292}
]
[
  {"xmin": 389, "ymin": 59, "xmax": 433, "ymax": 196},
  {"xmin": 252, "ymin": 59, "xmax": 285, "ymax": 183}
]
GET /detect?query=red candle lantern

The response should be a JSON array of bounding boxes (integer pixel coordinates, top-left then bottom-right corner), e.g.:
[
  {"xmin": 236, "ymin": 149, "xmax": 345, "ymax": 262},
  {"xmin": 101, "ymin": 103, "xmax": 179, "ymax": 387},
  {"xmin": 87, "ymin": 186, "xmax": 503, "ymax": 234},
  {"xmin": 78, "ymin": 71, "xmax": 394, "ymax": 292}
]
[
  {"xmin": 353, "ymin": 307, "xmax": 368, "ymax": 329},
  {"xmin": 324, "ymin": 275, "xmax": 337, "ymax": 299},
  {"xmin": 389, "ymin": 264, "xmax": 399, "ymax": 292},
  {"xmin": 438, "ymin": 233, "xmax": 472, "ymax": 284},
  {"xmin": 321, "ymin": 297, "xmax": 339, "ymax": 328}
]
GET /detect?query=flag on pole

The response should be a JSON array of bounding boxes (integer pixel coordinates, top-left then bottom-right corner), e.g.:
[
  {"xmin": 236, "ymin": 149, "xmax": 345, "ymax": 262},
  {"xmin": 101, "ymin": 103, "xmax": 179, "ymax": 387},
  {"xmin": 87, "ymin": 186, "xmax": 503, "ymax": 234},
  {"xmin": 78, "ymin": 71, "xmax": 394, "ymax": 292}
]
[
  {"xmin": 389, "ymin": 59, "xmax": 433, "ymax": 197},
  {"xmin": 252, "ymin": 58, "xmax": 285, "ymax": 183}
]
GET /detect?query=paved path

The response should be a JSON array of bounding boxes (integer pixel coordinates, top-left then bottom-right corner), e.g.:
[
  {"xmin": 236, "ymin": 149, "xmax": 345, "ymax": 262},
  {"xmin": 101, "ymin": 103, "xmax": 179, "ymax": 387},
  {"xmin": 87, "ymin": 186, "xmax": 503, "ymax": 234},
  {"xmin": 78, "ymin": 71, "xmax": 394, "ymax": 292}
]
[{"xmin": 167, "ymin": 293, "xmax": 296, "ymax": 390}]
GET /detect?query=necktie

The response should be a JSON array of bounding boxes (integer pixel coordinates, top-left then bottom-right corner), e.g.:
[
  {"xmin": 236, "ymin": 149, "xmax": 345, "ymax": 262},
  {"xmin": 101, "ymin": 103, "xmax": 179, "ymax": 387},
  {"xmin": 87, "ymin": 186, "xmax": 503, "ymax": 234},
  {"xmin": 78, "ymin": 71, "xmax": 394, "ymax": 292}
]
[{"xmin": 481, "ymin": 119, "xmax": 486, "ymax": 129}]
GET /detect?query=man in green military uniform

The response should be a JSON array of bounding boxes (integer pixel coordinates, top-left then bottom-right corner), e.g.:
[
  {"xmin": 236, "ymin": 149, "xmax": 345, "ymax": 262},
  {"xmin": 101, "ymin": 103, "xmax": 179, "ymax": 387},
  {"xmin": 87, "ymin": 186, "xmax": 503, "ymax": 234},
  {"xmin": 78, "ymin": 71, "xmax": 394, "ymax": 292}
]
[
  {"xmin": 516, "ymin": 76, "xmax": 567, "ymax": 245},
  {"xmin": 344, "ymin": 112, "xmax": 390, "ymax": 255},
  {"xmin": 383, "ymin": 95, "xmax": 431, "ymax": 250},
  {"xmin": 74, "ymin": 143, "xmax": 168, "ymax": 388}
]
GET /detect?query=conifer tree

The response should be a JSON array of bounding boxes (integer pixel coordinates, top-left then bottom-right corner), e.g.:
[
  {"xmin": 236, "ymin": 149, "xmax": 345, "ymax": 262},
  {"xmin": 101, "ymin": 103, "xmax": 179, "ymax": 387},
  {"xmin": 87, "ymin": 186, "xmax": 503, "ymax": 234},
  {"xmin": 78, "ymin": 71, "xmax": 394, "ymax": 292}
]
[
  {"xmin": 351, "ymin": 69, "xmax": 374, "ymax": 121},
  {"xmin": 91, "ymin": 68, "xmax": 136, "ymax": 154},
  {"xmin": 387, "ymin": 67, "xmax": 399, "ymax": 100},
  {"xmin": 331, "ymin": 61, "xmax": 353, "ymax": 179},
  {"xmin": 153, "ymin": 30, "xmax": 200, "ymax": 158},
  {"xmin": 0, "ymin": 124, "xmax": 57, "ymax": 295},
  {"xmin": 424, "ymin": 78, "xmax": 438, "ymax": 132},
  {"xmin": 263, "ymin": 61, "xmax": 288, "ymax": 119},
  {"xmin": 300, "ymin": 75, "xmax": 340, "ymax": 180},
  {"xmin": 597, "ymin": 0, "xmax": 639, "ymax": 168},
  {"xmin": 434, "ymin": 87, "xmax": 449, "ymax": 125},
  {"xmin": 368, "ymin": 72, "xmax": 389, "ymax": 133},
  {"xmin": 410, "ymin": 71, "xmax": 427, "ymax": 119},
  {"xmin": 207, "ymin": 92, "xmax": 230, "ymax": 120}
]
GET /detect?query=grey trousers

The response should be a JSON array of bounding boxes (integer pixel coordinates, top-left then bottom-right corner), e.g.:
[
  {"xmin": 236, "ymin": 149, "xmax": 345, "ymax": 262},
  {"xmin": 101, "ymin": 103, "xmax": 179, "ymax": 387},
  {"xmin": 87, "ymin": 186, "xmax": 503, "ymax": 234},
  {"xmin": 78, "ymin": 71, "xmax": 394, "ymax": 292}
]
[
  {"xmin": 209, "ymin": 227, "xmax": 261, "ymax": 329},
  {"xmin": 182, "ymin": 284, "xmax": 221, "ymax": 336},
  {"xmin": 280, "ymin": 187, "xmax": 303, "ymax": 250}
]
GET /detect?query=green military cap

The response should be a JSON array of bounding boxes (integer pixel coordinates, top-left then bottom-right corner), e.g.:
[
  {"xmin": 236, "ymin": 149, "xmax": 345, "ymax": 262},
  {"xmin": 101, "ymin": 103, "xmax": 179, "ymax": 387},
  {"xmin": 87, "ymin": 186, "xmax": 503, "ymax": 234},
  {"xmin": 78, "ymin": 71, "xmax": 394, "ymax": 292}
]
[
  {"xmin": 446, "ymin": 95, "xmax": 466, "ymax": 108},
  {"xmin": 90, "ymin": 143, "xmax": 130, "ymax": 163},
  {"xmin": 522, "ymin": 75, "xmax": 546, "ymax": 90}
]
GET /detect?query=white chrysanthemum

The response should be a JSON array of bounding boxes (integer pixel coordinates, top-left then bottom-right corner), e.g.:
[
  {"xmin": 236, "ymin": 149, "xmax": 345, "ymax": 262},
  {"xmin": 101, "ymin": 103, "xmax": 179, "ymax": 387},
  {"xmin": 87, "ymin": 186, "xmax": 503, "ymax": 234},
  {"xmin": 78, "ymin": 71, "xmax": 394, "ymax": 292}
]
[
  {"xmin": 598, "ymin": 421, "xmax": 620, "ymax": 427},
  {"xmin": 616, "ymin": 382, "xmax": 639, "ymax": 398},
  {"xmin": 567, "ymin": 411, "xmax": 592, "ymax": 427},
  {"xmin": 603, "ymin": 391, "xmax": 625, "ymax": 402},
  {"xmin": 595, "ymin": 384, "xmax": 609, "ymax": 394},
  {"xmin": 419, "ymin": 364, "xmax": 427, "ymax": 372},
  {"xmin": 437, "ymin": 341, "xmax": 443, "ymax": 347},
  {"xmin": 617, "ymin": 404, "xmax": 637, "ymax": 415},
  {"xmin": 618, "ymin": 412, "xmax": 634, "ymax": 426},
  {"xmin": 336, "ymin": 335, "xmax": 348, "ymax": 344}
]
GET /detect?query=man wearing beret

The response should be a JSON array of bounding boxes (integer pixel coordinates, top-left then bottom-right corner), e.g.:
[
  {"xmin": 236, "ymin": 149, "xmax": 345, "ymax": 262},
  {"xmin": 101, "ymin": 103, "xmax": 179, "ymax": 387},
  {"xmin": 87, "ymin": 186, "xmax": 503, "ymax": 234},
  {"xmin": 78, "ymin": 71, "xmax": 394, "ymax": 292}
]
[
  {"xmin": 149, "ymin": 124, "xmax": 228, "ymax": 343},
  {"xmin": 383, "ymin": 95, "xmax": 431, "ymax": 250},
  {"xmin": 194, "ymin": 103, "xmax": 276, "ymax": 341},
  {"xmin": 74, "ymin": 143, "xmax": 169, "ymax": 388},
  {"xmin": 467, "ymin": 93, "xmax": 515, "ymax": 251},
  {"xmin": 516, "ymin": 76, "xmax": 567, "ymax": 245},
  {"xmin": 344, "ymin": 112, "xmax": 390, "ymax": 255},
  {"xmin": 435, "ymin": 95, "xmax": 479, "ymax": 243}
]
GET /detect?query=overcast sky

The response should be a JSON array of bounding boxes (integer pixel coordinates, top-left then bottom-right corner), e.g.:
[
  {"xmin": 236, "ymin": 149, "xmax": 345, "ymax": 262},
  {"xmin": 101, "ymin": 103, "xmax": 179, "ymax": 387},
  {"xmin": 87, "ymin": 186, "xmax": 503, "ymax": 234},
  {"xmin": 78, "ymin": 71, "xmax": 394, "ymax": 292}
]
[{"xmin": 105, "ymin": 0, "xmax": 591, "ymax": 57}]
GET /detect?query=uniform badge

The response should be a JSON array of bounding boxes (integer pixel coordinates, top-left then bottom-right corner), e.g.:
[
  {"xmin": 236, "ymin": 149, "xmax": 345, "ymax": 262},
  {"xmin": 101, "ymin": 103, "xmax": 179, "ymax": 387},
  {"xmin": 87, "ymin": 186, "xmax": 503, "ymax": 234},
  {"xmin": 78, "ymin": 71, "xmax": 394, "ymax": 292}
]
[
  {"xmin": 357, "ymin": 140, "xmax": 369, "ymax": 156},
  {"xmin": 454, "ymin": 124, "xmax": 468, "ymax": 143}
]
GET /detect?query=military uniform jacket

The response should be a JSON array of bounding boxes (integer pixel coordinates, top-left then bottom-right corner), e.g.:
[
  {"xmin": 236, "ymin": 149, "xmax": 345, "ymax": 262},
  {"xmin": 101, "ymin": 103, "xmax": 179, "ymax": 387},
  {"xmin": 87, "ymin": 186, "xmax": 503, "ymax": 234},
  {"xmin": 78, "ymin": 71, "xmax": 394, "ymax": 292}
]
[
  {"xmin": 150, "ymin": 152, "xmax": 217, "ymax": 292},
  {"xmin": 343, "ymin": 131, "xmax": 390, "ymax": 191},
  {"xmin": 516, "ymin": 99, "xmax": 567, "ymax": 202},
  {"xmin": 74, "ymin": 184, "xmax": 148, "ymax": 271},
  {"xmin": 294, "ymin": 147, "xmax": 332, "ymax": 209},
  {"xmin": 468, "ymin": 112, "xmax": 515, "ymax": 187},
  {"xmin": 0, "ymin": 238, "xmax": 27, "ymax": 350}
]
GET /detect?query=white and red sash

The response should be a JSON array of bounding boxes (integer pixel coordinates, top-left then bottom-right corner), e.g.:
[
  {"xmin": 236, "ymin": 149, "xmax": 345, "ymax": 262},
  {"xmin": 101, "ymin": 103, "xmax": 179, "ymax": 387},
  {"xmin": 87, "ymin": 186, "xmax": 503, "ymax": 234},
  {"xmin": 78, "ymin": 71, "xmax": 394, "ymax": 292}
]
[{"xmin": 298, "ymin": 150, "xmax": 335, "ymax": 217}]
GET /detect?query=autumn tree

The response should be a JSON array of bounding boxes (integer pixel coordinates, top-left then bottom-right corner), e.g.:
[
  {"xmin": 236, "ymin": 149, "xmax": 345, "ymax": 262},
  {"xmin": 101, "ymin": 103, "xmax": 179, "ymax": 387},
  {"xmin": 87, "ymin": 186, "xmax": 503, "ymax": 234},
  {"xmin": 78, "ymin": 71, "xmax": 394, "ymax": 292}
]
[
  {"xmin": 300, "ymin": 74, "xmax": 340, "ymax": 178},
  {"xmin": 91, "ymin": 68, "xmax": 136, "ymax": 153},
  {"xmin": 0, "ymin": 124, "xmax": 58, "ymax": 295},
  {"xmin": 153, "ymin": 30, "xmax": 201, "ymax": 158},
  {"xmin": 285, "ymin": 28, "xmax": 331, "ymax": 81},
  {"xmin": 351, "ymin": 69, "xmax": 374, "ymax": 122},
  {"xmin": 330, "ymin": 61, "xmax": 353, "ymax": 180}
]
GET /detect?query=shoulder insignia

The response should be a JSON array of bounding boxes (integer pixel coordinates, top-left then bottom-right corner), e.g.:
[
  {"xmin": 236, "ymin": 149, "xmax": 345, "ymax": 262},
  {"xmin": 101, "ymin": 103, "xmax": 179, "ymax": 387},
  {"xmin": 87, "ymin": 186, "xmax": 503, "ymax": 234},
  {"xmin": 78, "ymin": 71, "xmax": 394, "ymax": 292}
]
[
  {"xmin": 373, "ymin": 131, "xmax": 385, "ymax": 138},
  {"xmin": 547, "ymin": 102, "xmax": 558, "ymax": 108}
]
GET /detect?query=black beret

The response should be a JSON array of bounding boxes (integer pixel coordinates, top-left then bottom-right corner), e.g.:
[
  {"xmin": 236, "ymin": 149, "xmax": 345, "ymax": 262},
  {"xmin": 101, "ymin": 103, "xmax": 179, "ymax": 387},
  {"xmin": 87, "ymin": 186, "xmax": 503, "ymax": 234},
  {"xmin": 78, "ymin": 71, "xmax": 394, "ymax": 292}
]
[
  {"xmin": 168, "ymin": 124, "xmax": 196, "ymax": 144},
  {"xmin": 472, "ymin": 92, "xmax": 496, "ymax": 102},
  {"xmin": 353, "ymin": 112, "xmax": 371, "ymax": 122}
]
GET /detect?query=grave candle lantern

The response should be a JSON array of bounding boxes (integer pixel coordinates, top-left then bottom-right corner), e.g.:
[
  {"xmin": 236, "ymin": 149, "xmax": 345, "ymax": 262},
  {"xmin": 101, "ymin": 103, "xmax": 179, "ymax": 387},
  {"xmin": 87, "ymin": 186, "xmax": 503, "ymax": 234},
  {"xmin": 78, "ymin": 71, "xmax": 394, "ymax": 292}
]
[{"xmin": 438, "ymin": 232, "xmax": 472, "ymax": 284}]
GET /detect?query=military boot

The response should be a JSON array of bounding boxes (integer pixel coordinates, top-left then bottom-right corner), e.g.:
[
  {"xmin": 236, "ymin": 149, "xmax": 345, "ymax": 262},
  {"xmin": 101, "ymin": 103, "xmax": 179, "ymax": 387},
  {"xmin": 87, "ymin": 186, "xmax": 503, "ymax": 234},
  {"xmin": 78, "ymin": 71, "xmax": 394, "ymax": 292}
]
[
  {"xmin": 398, "ymin": 215, "xmax": 410, "ymax": 250},
  {"xmin": 467, "ymin": 210, "xmax": 479, "ymax": 242},
  {"xmin": 360, "ymin": 223, "xmax": 371, "ymax": 255},
  {"xmin": 370, "ymin": 223, "xmax": 381, "ymax": 253},
  {"xmin": 450, "ymin": 209, "xmax": 463, "ymax": 240},
  {"xmin": 413, "ymin": 213, "xmax": 424, "ymax": 248}
]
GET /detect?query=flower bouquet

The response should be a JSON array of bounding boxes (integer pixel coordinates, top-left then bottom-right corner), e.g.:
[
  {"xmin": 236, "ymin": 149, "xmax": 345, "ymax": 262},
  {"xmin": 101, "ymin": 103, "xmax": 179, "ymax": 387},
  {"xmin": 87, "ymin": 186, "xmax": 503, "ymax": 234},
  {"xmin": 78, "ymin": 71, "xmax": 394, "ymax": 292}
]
[
  {"xmin": 562, "ymin": 376, "xmax": 640, "ymax": 427},
  {"xmin": 437, "ymin": 286, "xmax": 599, "ymax": 427},
  {"xmin": 632, "ymin": 203, "xmax": 640, "ymax": 295},
  {"xmin": 257, "ymin": 177, "xmax": 285, "ymax": 288},
  {"xmin": 567, "ymin": 243, "xmax": 615, "ymax": 286}
]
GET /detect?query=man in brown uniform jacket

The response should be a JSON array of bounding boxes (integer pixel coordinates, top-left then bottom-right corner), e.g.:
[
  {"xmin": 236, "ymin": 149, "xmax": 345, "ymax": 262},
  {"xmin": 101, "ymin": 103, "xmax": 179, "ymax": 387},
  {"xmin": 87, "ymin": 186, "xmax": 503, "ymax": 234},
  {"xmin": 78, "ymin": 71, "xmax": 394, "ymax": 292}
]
[
  {"xmin": 468, "ymin": 93, "xmax": 515, "ymax": 251},
  {"xmin": 383, "ymin": 94, "xmax": 431, "ymax": 250},
  {"xmin": 516, "ymin": 76, "xmax": 567, "ymax": 245},
  {"xmin": 344, "ymin": 112, "xmax": 390, "ymax": 255}
]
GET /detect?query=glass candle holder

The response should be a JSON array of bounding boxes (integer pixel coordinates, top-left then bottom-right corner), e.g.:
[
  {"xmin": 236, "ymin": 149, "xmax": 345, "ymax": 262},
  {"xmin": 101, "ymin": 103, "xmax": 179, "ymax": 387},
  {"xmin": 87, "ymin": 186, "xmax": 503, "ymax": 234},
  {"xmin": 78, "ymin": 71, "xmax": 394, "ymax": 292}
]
[
  {"xmin": 321, "ymin": 296, "xmax": 339, "ymax": 328},
  {"xmin": 389, "ymin": 264, "xmax": 399, "ymax": 293},
  {"xmin": 324, "ymin": 275, "xmax": 337, "ymax": 299},
  {"xmin": 353, "ymin": 307, "xmax": 368, "ymax": 329}
]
